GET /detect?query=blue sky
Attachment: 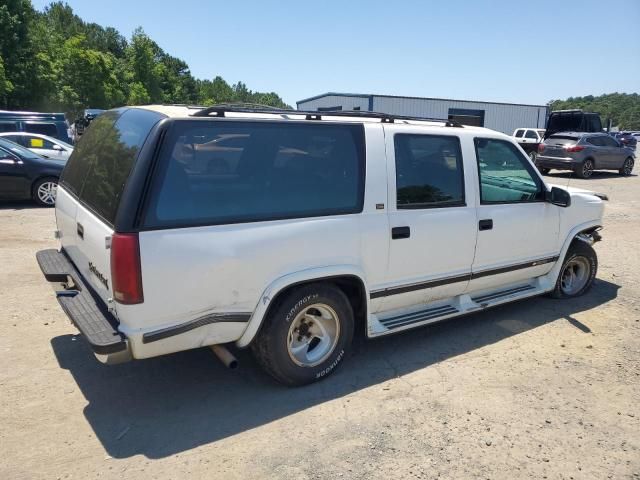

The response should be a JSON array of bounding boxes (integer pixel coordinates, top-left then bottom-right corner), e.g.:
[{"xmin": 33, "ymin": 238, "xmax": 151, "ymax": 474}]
[{"xmin": 32, "ymin": 0, "xmax": 640, "ymax": 107}]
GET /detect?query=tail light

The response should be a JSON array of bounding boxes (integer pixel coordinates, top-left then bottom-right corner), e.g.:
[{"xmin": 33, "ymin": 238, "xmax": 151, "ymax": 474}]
[
  {"xmin": 110, "ymin": 233, "xmax": 144, "ymax": 304},
  {"xmin": 565, "ymin": 145, "xmax": 585, "ymax": 153},
  {"xmin": 538, "ymin": 144, "xmax": 545, "ymax": 153}
]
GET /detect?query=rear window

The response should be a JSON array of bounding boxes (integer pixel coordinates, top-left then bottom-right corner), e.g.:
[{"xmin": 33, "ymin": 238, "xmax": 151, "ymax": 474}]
[
  {"xmin": 142, "ymin": 120, "xmax": 365, "ymax": 228},
  {"xmin": 61, "ymin": 108, "xmax": 163, "ymax": 225}
]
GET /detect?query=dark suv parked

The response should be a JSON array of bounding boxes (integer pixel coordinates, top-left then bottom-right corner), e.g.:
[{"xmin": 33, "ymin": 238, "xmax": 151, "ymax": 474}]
[
  {"xmin": 544, "ymin": 110, "xmax": 603, "ymax": 139},
  {"xmin": 537, "ymin": 132, "xmax": 634, "ymax": 178},
  {"xmin": 0, "ymin": 137, "xmax": 64, "ymax": 206}
]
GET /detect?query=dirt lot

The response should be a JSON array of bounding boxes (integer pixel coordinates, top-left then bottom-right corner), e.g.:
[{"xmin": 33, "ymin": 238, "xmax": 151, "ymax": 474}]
[{"xmin": 1, "ymin": 169, "xmax": 639, "ymax": 480}]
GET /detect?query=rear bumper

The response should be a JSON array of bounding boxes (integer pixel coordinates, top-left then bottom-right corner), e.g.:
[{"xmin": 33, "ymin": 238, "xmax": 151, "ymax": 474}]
[
  {"xmin": 536, "ymin": 156, "xmax": 579, "ymax": 170},
  {"xmin": 36, "ymin": 249, "xmax": 132, "ymax": 363}
]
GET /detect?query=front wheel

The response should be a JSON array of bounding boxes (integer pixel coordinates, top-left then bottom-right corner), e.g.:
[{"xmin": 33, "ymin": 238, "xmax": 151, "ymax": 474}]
[
  {"xmin": 538, "ymin": 167, "xmax": 550, "ymax": 175},
  {"xmin": 550, "ymin": 241, "xmax": 597, "ymax": 299},
  {"xmin": 251, "ymin": 283, "xmax": 354, "ymax": 386},
  {"xmin": 575, "ymin": 159, "xmax": 594, "ymax": 179},
  {"xmin": 32, "ymin": 177, "xmax": 58, "ymax": 207},
  {"xmin": 619, "ymin": 157, "xmax": 634, "ymax": 176}
]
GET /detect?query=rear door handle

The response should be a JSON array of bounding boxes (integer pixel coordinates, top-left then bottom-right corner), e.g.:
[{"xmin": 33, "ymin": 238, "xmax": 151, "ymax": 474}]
[
  {"xmin": 392, "ymin": 226, "xmax": 410, "ymax": 239},
  {"xmin": 479, "ymin": 219, "xmax": 493, "ymax": 231},
  {"xmin": 77, "ymin": 222, "xmax": 84, "ymax": 239}
]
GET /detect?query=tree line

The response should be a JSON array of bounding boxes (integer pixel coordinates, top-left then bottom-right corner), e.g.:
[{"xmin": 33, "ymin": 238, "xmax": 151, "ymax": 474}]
[
  {"xmin": 0, "ymin": 0, "xmax": 291, "ymax": 119},
  {"xmin": 549, "ymin": 93, "xmax": 640, "ymax": 131}
]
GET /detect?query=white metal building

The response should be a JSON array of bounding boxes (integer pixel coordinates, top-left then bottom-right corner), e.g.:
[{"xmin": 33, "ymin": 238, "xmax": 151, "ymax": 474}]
[{"xmin": 296, "ymin": 92, "xmax": 548, "ymax": 135}]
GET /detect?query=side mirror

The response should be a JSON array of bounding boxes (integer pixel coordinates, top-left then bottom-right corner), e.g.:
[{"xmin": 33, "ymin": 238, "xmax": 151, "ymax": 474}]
[
  {"xmin": 546, "ymin": 186, "xmax": 571, "ymax": 208},
  {"xmin": 52, "ymin": 144, "xmax": 63, "ymax": 151}
]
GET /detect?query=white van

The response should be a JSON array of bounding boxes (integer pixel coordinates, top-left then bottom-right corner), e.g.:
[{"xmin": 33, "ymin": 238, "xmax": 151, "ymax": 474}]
[{"xmin": 37, "ymin": 105, "xmax": 605, "ymax": 385}]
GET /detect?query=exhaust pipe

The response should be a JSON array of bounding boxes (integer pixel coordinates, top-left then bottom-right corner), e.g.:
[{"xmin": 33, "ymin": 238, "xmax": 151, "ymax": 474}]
[{"xmin": 210, "ymin": 344, "xmax": 238, "ymax": 369}]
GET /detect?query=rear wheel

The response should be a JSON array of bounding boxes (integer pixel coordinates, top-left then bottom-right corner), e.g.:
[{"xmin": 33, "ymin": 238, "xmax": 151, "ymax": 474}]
[
  {"xmin": 251, "ymin": 283, "xmax": 354, "ymax": 386},
  {"xmin": 32, "ymin": 177, "xmax": 58, "ymax": 207},
  {"xmin": 619, "ymin": 157, "xmax": 634, "ymax": 176},
  {"xmin": 538, "ymin": 167, "xmax": 550, "ymax": 175},
  {"xmin": 528, "ymin": 150, "xmax": 537, "ymax": 162},
  {"xmin": 575, "ymin": 159, "xmax": 594, "ymax": 179},
  {"xmin": 550, "ymin": 241, "xmax": 597, "ymax": 299}
]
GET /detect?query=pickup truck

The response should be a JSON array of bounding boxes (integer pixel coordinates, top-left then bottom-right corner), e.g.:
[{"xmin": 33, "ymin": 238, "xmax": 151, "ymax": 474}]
[{"xmin": 36, "ymin": 105, "xmax": 606, "ymax": 385}]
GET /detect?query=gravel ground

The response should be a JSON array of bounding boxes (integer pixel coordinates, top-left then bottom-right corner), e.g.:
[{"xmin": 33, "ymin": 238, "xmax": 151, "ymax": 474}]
[{"xmin": 1, "ymin": 168, "xmax": 639, "ymax": 480}]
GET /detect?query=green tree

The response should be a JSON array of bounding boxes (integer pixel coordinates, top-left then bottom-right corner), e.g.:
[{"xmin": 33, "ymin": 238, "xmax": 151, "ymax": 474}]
[{"xmin": 549, "ymin": 93, "xmax": 640, "ymax": 130}]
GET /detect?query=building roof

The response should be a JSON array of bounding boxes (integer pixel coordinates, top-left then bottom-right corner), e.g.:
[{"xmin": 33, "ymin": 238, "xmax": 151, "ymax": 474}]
[{"xmin": 296, "ymin": 92, "xmax": 547, "ymax": 109}]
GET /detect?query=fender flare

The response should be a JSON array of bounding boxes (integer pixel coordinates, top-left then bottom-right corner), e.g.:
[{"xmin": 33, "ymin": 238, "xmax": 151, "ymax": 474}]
[
  {"xmin": 235, "ymin": 265, "xmax": 370, "ymax": 348},
  {"xmin": 545, "ymin": 220, "xmax": 602, "ymax": 285}
]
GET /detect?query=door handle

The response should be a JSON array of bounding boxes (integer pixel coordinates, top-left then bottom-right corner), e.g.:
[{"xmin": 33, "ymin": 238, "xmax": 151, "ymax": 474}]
[
  {"xmin": 392, "ymin": 226, "xmax": 410, "ymax": 239},
  {"xmin": 77, "ymin": 222, "xmax": 84, "ymax": 239},
  {"xmin": 478, "ymin": 219, "xmax": 493, "ymax": 231}
]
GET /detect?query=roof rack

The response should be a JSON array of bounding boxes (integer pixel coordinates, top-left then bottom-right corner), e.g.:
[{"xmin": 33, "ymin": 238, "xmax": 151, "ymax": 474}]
[{"xmin": 190, "ymin": 103, "xmax": 463, "ymax": 127}]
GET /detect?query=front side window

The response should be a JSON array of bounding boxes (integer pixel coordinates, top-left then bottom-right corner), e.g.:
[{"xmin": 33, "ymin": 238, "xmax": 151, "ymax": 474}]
[
  {"xmin": 514, "ymin": 129, "xmax": 525, "ymax": 138},
  {"xmin": 143, "ymin": 121, "xmax": 365, "ymax": 228},
  {"xmin": 394, "ymin": 134, "xmax": 464, "ymax": 209},
  {"xmin": 474, "ymin": 138, "xmax": 543, "ymax": 204},
  {"xmin": 0, "ymin": 122, "xmax": 17, "ymax": 133}
]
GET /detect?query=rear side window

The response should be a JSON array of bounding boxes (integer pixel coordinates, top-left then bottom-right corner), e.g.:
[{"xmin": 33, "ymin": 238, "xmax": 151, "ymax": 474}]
[
  {"xmin": 0, "ymin": 122, "xmax": 17, "ymax": 133},
  {"xmin": 514, "ymin": 129, "xmax": 524, "ymax": 138},
  {"xmin": 394, "ymin": 134, "xmax": 464, "ymax": 208},
  {"xmin": 25, "ymin": 122, "xmax": 57, "ymax": 137},
  {"xmin": 143, "ymin": 120, "xmax": 365, "ymax": 228},
  {"xmin": 61, "ymin": 108, "xmax": 163, "ymax": 225}
]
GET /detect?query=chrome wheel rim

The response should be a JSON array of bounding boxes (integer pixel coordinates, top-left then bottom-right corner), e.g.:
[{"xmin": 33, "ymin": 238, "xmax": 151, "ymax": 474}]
[
  {"xmin": 287, "ymin": 303, "xmax": 340, "ymax": 367},
  {"xmin": 528, "ymin": 151, "xmax": 537, "ymax": 161},
  {"xmin": 623, "ymin": 159, "xmax": 633, "ymax": 175},
  {"xmin": 37, "ymin": 181, "xmax": 57, "ymax": 205},
  {"xmin": 560, "ymin": 256, "xmax": 590, "ymax": 295},
  {"xmin": 582, "ymin": 161, "xmax": 593, "ymax": 178}
]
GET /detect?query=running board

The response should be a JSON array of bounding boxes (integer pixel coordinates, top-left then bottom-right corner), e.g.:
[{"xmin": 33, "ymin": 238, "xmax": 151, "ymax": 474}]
[
  {"xmin": 379, "ymin": 304, "xmax": 459, "ymax": 331},
  {"xmin": 472, "ymin": 284, "xmax": 536, "ymax": 304},
  {"xmin": 368, "ymin": 279, "xmax": 552, "ymax": 338}
]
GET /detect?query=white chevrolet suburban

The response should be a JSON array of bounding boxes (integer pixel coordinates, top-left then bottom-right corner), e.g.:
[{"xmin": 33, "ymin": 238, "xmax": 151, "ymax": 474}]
[{"xmin": 37, "ymin": 105, "xmax": 605, "ymax": 386}]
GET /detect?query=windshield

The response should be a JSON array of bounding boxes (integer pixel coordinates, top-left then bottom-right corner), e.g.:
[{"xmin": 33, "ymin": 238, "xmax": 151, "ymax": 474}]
[{"xmin": 0, "ymin": 137, "xmax": 42, "ymax": 160}]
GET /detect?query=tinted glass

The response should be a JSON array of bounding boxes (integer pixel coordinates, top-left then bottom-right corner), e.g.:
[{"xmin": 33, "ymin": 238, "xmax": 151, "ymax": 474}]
[
  {"xmin": 475, "ymin": 138, "xmax": 542, "ymax": 203},
  {"xmin": 586, "ymin": 137, "xmax": 599, "ymax": 146},
  {"xmin": 143, "ymin": 121, "xmax": 365, "ymax": 228},
  {"xmin": 25, "ymin": 122, "xmax": 57, "ymax": 137},
  {"xmin": 525, "ymin": 130, "xmax": 537, "ymax": 139},
  {"xmin": 61, "ymin": 108, "xmax": 162, "ymax": 224},
  {"xmin": 602, "ymin": 136, "xmax": 619, "ymax": 147},
  {"xmin": 0, "ymin": 122, "xmax": 17, "ymax": 133},
  {"xmin": 515, "ymin": 129, "xmax": 524, "ymax": 137},
  {"xmin": 394, "ymin": 134, "xmax": 464, "ymax": 208}
]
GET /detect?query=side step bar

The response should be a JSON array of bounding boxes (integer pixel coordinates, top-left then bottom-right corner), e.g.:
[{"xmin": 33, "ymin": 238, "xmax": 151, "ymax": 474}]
[
  {"xmin": 380, "ymin": 304, "xmax": 459, "ymax": 331},
  {"xmin": 472, "ymin": 284, "xmax": 536, "ymax": 304}
]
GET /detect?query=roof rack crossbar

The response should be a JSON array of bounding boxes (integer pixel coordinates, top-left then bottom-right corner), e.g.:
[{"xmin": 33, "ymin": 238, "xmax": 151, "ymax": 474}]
[{"xmin": 190, "ymin": 104, "xmax": 463, "ymax": 127}]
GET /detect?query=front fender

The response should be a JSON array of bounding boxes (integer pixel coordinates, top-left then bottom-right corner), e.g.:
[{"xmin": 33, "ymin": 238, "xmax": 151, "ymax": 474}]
[
  {"xmin": 235, "ymin": 265, "xmax": 369, "ymax": 348},
  {"xmin": 544, "ymin": 220, "xmax": 602, "ymax": 287}
]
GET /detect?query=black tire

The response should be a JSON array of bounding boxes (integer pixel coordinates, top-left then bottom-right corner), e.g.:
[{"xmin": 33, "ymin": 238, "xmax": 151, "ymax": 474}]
[
  {"xmin": 549, "ymin": 241, "xmax": 597, "ymax": 299},
  {"xmin": 32, "ymin": 177, "xmax": 58, "ymax": 207},
  {"xmin": 251, "ymin": 283, "xmax": 354, "ymax": 386},
  {"xmin": 575, "ymin": 159, "xmax": 594, "ymax": 179},
  {"xmin": 538, "ymin": 167, "xmax": 550, "ymax": 175},
  {"xmin": 528, "ymin": 150, "xmax": 537, "ymax": 162},
  {"xmin": 619, "ymin": 157, "xmax": 634, "ymax": 176}
]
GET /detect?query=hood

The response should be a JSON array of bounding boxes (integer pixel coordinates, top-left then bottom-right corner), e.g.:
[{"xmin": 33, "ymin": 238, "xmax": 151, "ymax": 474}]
[{"xmin": 547, "ymin": 183, "xmax": 609, "ymax": 201}]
